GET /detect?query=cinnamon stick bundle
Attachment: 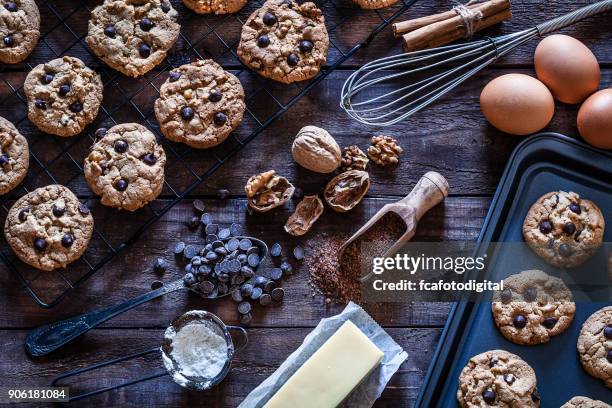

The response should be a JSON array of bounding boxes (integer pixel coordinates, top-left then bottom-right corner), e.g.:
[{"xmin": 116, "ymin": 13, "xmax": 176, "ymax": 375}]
[{"xmin": 392, "ymin": 0, "xmax": 511, "ymax": 52}]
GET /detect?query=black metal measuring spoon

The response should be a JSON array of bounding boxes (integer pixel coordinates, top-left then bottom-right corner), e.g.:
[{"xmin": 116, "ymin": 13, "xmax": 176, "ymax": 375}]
[
  {"xmin": 25, "ymin": 237, "xmax": 267, "ymax": 357},
  {"xmin": 50, "ymin": 310, "xmax": 248, "ymax": 402}
]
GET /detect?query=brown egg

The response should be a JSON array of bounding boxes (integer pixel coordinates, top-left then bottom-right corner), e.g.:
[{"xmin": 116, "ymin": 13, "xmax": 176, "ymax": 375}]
[
  {"xmin": 534, "ymin": 34, "xmax": 600, "ymax": 104},
  {"xmin": 577, "ymin": 88, "xmax": 612, "ymax": 149},
  {"xmin": 480, "ymin": 73, "xmax": 554, "ymax": 136}
]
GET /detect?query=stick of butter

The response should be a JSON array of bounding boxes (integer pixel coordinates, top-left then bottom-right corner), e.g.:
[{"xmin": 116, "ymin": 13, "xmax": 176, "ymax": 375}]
[{"xmin": 263, "ymin": 320, "xmax": 384, "ymax": 408}]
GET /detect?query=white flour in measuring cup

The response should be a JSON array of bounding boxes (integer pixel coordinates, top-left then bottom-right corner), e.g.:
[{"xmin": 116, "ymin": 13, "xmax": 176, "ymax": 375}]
[{"xmin": 165, "ymin": 321, "xmax": 228, "ymax": 380}]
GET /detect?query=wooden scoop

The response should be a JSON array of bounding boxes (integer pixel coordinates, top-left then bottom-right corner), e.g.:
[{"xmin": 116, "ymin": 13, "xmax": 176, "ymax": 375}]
[{"xmin": 337, "ymin": 171, "xmax": 449, "ymax": 280}]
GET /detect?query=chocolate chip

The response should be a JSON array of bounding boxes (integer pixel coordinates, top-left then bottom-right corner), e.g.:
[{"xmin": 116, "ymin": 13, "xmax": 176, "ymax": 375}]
[
  {"xmin": 503, "ymin": 374, "xmax": 515, "ymax": 385},
  {"xmin": 69, "ymin": 101, "xmax": 82, "ymax": 113},
  {"xmin": 280, "ymin": 260, "xmax": 292, "ymax": 275},
  {"xmin": 542, "ymin": 317, "xmax": 557, "ymax": 329},
  {"xmin": 114, "ymin": 179, "xmax": 128, "ymax": 191},
  {"xmin": 78, "ymin": 203, "xmax": 90, "ymax": 215},
  {"xmin": 168, "ymin": 71, "xmax": 181, "ymax": 82},
  {"xmin": 293, "ymin": 245, "xmax": 304, "ymax": 261},
  {"xmin": 531, "ymin": 389, "xmax": 540, "ymax": 402},
  {"xmin": 3, "ymin": 35, "xmax": 13, "ymax": 46},
  {"xmin": 139, "ymin": 43, "xmax": 151, "ymax": 58},
  {"xmin": 482, "ymin": 389, "xmax": 496, "ymax": 404},
  {"xmin": 151, "ymin": 280, "xmax": 163, "ymax": 290},
  {"xmin": 271, "ymin": 287, "xmax": 284, "ymax": 301},
  {"xmin": 250, "ymin": 287, "xmax": 263, "ymax": 300},
  {"xmin": 184, "ymin": 245, "xmax": 198, "ymax": 259},
  {"xmin": 257, "ymin": 35, "xmax": 270, "ymax": 48},
  {"xmin": 61, "ymin": 233, "xmax": 74, "ymax": 247},
  {"xmin": 238, "ymin": 301, "xmax": 251, "ymax": 314},
  {"xmin": 104, "ymin": 25, "xmax": 116, "ymax": 38},
  {"xmin": 488, "ymin": 356, "xmax": 498, "ymax": 368},
  {"xmin": 270, "ymin": 243, "xmax": 282, "ymax": 257},
  {"xmin": 34, "ymin": 237, "xmax": 47, "ymax": 251},
  {"xmin": 139, "ymin": 18, "xmax": 153, "ymax": 31},
  {"xmin": 41, "ymin": 73, "xmax": 53, "ymax": 84},
  {"xmin": 181, "ymin": 106, "xmax": 194, "ymax": 120},
  {"xmin": 34, "ymin": 99, "xmax": 46, "ymax": 109},
  {"xmin": 607, "ymin": 350, "xmax": 612, "ymax": 363},
  {"xmin": 569, "ymin": 202, "xmax": 581, "ymax": 214},
  {"xmin": 574, "ymin": 228, "xmax": 583, "ymax": 241},
  {"xmin": 563, "ymin": 222, "xmax": 575, "ymax": 235},
  {"xmin": 160, "ymin": 2, "xmax": 170, "ymax": 12},
  {"xmin": 240, "ymin": 313, "xmax": 252, "ymax": 325},
  {"xmin": 230, "ymin": 223, "xmax": 241, "ymax": 236},
  {"xmin": 523, "ymin": 287, "xmax": 537, "ymax": 302},
  {"xmin": 142, "ymin": 153, "xmax": 156, "ymax": 165},
  {"xmin": 58, "ymin": 84, "xmax": 71, "ymax": 97},
  {"xmin": 52, "ymin": 204, "xmax": 65, "ymax": 217},
  {"xmin": 173, "ymin": 241, "xmax": 185, "ymax": 254},
  {"xmin": 513, "ymin": 314, "xmax": 527, "ymax": 329},
  {"xmin": 114, "ymin": 139, "xmax": 128, "ymax": 153},
  {"xmin": 287, "ymin": 53, "xmax": 299, "ymax": 66},
  {"xmin": 500, "ymin": 288, "xmax": 512, "ymax": 303},
  {"xmin": 183, "ymin": 273, "xmax": 196, "ymax": 286},
  {"xmin": 4, "ymin": 2, "xmax": 18, "ymax": 12},
  {"xmin": 248, "ymin": 253, "xmax": 260, "ymax": 268},
  {"xmin": 213, "ymin": 112, "xmax": 227, "ymax": 126},
  {"xmin": 153, "ymin": 258, "xmax": 168, "ymax": 273},
  {"xmin": 0, "ymin": 154, "xmax": 8, "ymax": 167},
  {"xmin": 200, "ymin": 213, "xmax": 212, "ymax": 226},
  {"xmin": 558, "ymin": 243, "xmax": 572, "ymax": 257},
  {"xmin": 205, "ymin": 223, "xmax": 218, "ymax": 235},
  {"xmin": 602, "ymin": 324, "xmax": 612, "ymax": 340},
  {"xmin": 18, "ymin": 208, "xmax": 29, "ymax": 222},
  {"xmin": 539, "ymin": 219, "xmax": 552, "ymax": 234},
  {"xmin": 299, "ymin": 39, "xmax": 313, "ymax": 52},
  {"xmin": 253, "ymin": 275, "xmax": 267, "ymax": 288},
  {"xmin": 94, "ymin": 127, "xmax": 107, "ymax": 140},
  {"xmin": 217, "ymin": 189, "xmax": 230, "ymax": 199},
  {"xmin": 208, "ymin": 89, "xmax": 222, "ymax": 102},
  {"xmin": 262, "ymin": 12, "xmax": 277, "ymax": 26},
  {"xmin": 192, "ymin": 199, "xmax": 205, "ymax": 212},
  {"xmin": 259, "ymin": 293, "xmax": 272, "ymax": 306},
  {"xmin": 187, "ymin": 215, "xmax": 200, "ymax": 229},
  {"xmin": 269, "ymin": 267, "xmax": 282, "ymax": 281}
]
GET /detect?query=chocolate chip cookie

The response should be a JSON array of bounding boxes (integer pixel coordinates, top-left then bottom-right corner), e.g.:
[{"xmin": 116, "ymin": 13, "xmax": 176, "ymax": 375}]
[
  {"xmin": 24, "ymin": 56, "xmax": 103, "ymax": 137},
  {"xmin": 457, "ymin": 349, "xmax": 540, "ymax": 407},
  {"xmin": 237, "ymin": 0, "xmax": 329, "ymax": 84},
  {"xmin": 0, "ymin": 116, "xmax": 29, "ymax": 195},
  {"xmin": 154, "ymin": 60, "xmax": 245, "ymax": 149},
  {"xmin": 86, "ymin": 0, "xmax": 180, "ymax": 78},
  {"xmin": 561, "ymin": 396, "xmax": 611, "ymax": 408},
  {"xmin": 4, "ymin": 185, "xmax": 94, "ymax": 271},
  {"xmin": 182, "ymin": 0, "xmax": 246, "ymax": 14},
  {"xmin": 523, "ymin": 191, "xmax": 605, "ymax": 268},
  {"xmin": 491, "ymin": 269, "xmax": 575, "ymax": 345},
  {"xmin": 0, "ymin": 0, "xmax": 40, "ymax": 64},
  {"xmin": 577, "ymin": 306, "xmax": 612, "ymax": 388},
  {"xmin": 351, "ymin": 0, "xmax": 398, "ymax": 9},
  {"xmin": 84, "ymin": 123, "xmax": 166, "ymax": 211}
]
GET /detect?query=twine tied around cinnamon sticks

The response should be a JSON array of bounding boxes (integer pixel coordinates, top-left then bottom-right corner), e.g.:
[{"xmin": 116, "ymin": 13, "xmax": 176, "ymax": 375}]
[{"xmin": 392, "ymin": 0, "xmax": 512, "ymax": 52}]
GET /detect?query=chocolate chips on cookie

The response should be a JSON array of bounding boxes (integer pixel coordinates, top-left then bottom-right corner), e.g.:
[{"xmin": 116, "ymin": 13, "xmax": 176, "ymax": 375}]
[
  {"xmin": 0, "ymin": 0, "xmax": 40, "ymax": 63},
  {"xmin": 0, "ymin": 116, "xmax": 29, "ymax": 195}
]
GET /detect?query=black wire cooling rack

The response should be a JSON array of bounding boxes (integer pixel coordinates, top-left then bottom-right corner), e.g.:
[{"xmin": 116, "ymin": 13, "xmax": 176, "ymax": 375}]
[{"xmin": 0, "ymin": 0, "xmax": 417, "ymax": 308}]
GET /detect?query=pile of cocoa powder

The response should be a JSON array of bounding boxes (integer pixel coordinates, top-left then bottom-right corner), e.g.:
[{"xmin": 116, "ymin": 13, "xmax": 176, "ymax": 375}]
[{"xmin": 307, "ymin": 212, "xmax": 406, "ymax": 304}]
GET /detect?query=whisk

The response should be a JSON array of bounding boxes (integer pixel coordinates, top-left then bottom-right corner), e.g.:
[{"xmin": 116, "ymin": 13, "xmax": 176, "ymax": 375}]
[{"xmin": 341, "ymin": 1, "xmax": 612, "ymax": 127}]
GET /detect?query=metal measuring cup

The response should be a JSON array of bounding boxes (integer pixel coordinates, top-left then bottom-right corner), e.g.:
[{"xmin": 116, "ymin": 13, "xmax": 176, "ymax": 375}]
[{"xmin": 50, "ymin": 310, "xmax": 248, "ymax": 402}]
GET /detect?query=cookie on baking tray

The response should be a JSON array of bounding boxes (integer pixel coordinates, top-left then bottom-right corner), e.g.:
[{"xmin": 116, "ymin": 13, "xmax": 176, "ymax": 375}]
[
  {"xmin": 0, "ymin": 116, "xmax": 29, "ymax": 195},
  {"xmin": 154, "ymin": 60, "xmax": 245, "ymax": 149},
  {"xmin": 456, "ymin": 349, "xmax": 540, "ymax": 407},
  {"xmin": 24, "ymin": 56, "xmax": 103, "ymax": 137},
  {"xmin": 561, "ymin": 396, "xmax": 612, "ymax": 408},
  {"xmin": 86, "ymin": 0, "xmax": 180, "ymax": 77},
  {"xmin": 0, "ymin": 0, "xmax": 40, "ymax": 63},
  {"xmin": 237, "ymin": 0, "xmax": 329, "ymax": 84},
  {"xmin": 491, "ymin": 269, "xmax": 575, "ymax": 345},
  {"xmin": 577, "ymin": 306, "xmax": 612, "ymax": 389},
  {"xmin": 523, "ymin": 191, "xmax": 605, "ymax": 268},
  {"xmin": 84, "ymin": 123, "xmax": 166, "ymax": 211},
  {"xmin": 182, "ymin": 0, "xmax": 246, "ymax": 14},
  {"xmin": 4, "ymin": 185, "xmax": 94, "ymax": 271}
]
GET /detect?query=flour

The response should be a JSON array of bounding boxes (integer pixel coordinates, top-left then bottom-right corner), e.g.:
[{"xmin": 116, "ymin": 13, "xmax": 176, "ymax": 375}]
[{"xmin": 169, "ymin": 322, "xmax": 228, "ymax": 379}]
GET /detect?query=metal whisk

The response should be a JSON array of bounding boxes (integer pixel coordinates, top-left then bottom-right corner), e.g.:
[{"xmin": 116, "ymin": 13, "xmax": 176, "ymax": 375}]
[{"xmin": 341, "ymin": 0, "xmax": 612, "ymax": 127}]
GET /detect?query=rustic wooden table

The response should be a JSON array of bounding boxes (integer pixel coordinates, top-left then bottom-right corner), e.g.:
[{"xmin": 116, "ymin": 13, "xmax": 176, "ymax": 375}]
[{"xmin": 0, "ymin": 0, "xmax": 610, "ymax": 406}]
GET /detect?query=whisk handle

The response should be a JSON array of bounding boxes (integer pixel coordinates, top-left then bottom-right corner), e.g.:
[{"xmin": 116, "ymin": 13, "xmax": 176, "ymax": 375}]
[{"xmin": 536, "ymin": 0, "xmax": 612, "ymax": 35}]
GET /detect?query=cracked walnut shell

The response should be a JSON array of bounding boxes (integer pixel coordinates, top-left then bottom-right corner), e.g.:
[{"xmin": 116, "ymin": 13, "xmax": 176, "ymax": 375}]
[
  {"xmin": 324, "ymin": 170, "xmax": 370, "ymax": 212},
  {"xmin": 292, "ymin": 126, "xmax": 341, "ymax": 174},
  {"xmin": 368, "ymin": 135, "xmax": 402, "ymax": 165},
  {"xmin": 245, "ymin": 170, "xmax": 295, "ymax": 212},
  {"xmin": 285, "ymin": 195, "xmax": 324, "ymax": 236},
  {"xmin": 341, "ymin": 145, "xmax": 369, "ymax": 171}
]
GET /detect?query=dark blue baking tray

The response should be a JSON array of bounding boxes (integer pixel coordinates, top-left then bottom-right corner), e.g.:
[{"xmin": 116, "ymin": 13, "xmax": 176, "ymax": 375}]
[{"xmin": 416, "ymin": 133, "xmax": 612, "ymax": 407}]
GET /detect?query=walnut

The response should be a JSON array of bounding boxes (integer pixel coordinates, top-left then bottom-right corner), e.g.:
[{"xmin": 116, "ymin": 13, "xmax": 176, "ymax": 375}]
[
  {"xmin": 245, "ymin": 170, "xmax": 295, "ymax": 212},
  {"xmin": 341, "ymin": 145, "xmax": 369, "ymax": 171},
  {"xmin": 367, "ymin": 135, "xmax": 403, "ymax": 165},
  {"xmin": 291, "ymin": 126, "xmax": 341, "ymax": 174},
  {"xmin": 284, "ymin": 195, "xmax": 324, "ymax": 236},
  {"xmin": 324, "ymin": 170, "xmax": 370, "ymax": 212}
]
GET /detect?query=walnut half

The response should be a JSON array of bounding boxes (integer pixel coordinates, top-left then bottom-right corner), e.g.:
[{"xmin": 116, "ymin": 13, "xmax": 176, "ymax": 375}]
[
  {"xmin": 324, "ymin": 170, "xmax": 370, "ymax": 212},
  {"xmin": 341, "ymin": 145, "xmax": 369, "ymax": 171},
  {"xmin": 245, "ymin": 170, "xmax": 295, "ymax": 212},
  {"xmin": 284, "ymin": 195, "xmax": 324, "ymax": 236},
  {"xmin": 368, "ymin": 135, "xmax": 402, "ymax": 165}
]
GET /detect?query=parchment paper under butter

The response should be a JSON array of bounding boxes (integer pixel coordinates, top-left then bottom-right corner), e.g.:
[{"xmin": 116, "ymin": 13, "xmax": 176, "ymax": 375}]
[{"xmin": 238, "ymin": 302, "xmax": 408, "ymax": 408}]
